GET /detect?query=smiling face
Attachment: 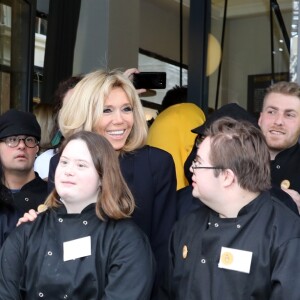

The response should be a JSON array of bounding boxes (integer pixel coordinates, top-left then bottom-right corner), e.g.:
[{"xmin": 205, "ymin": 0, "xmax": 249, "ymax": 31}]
[
  {"xmin": 95, "ymin": 87, "xmax": 134, "ymax": 151},
  {"xmin": 55, "ymin": 139, "xmax": 101, "ymax": 213},
  {"xmin": 258, "ymin": 92, "xmax": 300, "ymax": 159}
]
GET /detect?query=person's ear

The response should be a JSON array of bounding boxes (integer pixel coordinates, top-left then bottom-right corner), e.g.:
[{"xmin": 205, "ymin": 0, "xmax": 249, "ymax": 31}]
[
  {"xmin": 258, "ymin": 112, "xmax": 263, "ymax": 127},
  {"xmin": 222, "ymin": 169, "xmax": 235, "ymax": 187}
]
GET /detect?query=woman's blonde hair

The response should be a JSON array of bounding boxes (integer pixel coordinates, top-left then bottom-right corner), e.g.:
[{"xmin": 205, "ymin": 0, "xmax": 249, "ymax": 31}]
[
  {"xmin": 58, "ymin": 69, "xmax": 148, "ymax": 153},
  {"xmin": 45, "ymin": 131, "xmax": 135, "ymax": 220}
]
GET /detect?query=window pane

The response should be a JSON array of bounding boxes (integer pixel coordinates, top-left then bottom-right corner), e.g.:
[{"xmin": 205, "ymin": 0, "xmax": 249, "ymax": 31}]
[{"xmin": 0, "ymin": 4, "xmax": 11, "ymax": 67}]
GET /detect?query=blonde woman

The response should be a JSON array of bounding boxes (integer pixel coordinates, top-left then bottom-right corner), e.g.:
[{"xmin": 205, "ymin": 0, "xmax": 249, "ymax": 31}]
[{"xmin": 47, "ymin": 69, "xmax": 177, "ymax": 295}]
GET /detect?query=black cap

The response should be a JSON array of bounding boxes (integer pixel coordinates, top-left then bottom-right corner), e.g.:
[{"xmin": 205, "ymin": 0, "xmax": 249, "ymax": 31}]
[
  {"xmin": 191, "ymin": 103, "xmax": 258, "ymax": 135},
  {"xmin": 0, "ymin": 109, "xmax": 41, "ymax": 141}
]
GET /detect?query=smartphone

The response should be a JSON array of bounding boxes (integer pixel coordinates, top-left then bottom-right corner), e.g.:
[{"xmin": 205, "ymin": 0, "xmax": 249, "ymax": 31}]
[{"xmin": 133, "ymin": 72, "xmax": 166, "ymax": 89}]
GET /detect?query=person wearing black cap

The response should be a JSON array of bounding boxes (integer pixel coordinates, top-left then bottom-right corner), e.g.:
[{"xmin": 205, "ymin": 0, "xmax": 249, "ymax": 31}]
[
  {"xmin": 184, "ymin": 103, "xmax": 259, "ymax": 185},
  {"xmin": 0, "ymin": 109, "xmax": 48, "ymax": 247},
  {"xmin": 177, "ymin": 103, "xmax": 298, "ymax": 219}
]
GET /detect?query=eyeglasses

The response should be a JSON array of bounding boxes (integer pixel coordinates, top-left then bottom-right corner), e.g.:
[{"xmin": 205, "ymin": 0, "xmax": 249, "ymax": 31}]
[
  {"xmin": 191, "ymin": 159, "xmax": 224, "ymax": 171},
  {"xmin": 0, "ymin": 136, "xmax": 39, "ymax": 148}
]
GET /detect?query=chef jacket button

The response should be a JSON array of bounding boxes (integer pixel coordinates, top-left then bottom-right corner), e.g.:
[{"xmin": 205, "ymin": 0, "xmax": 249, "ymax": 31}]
[
  {"xmin": 208, "ymin": 222, "xmax": 211, "ymax": 226},
  {"xmin": 276, "ymin": 165, "xmax": 280, "ymax": 169},
  {"xmin": 64, "ymin": 295, "xmax": 68, "ymax": 299},
  {"xmin": 38, "ymin": 292, "xmax": 44, "ymax": 297},
  {"xmin": 237, "ymin": 224, "xmax": 241, "ymax": 229},
  {"xmin": 83, "ymin": 220, "xmax": 88, "ymax": 225},
  {"xmin": 214, "ymin": 223, "xmax": 219, "ymax": 227},
  {"xmin": 58, "ymin": 218, "xmax": 63, "ymax": 222},
  {"xmin": 201, "ymin": 259, "xmax": 206, "ymax": 264},
  {"xmin": 25, "ymin": 197, "xmax": 29, "ymax": 202},
  {"xmin": 48, "ymin": 251, "xmax": 52, "ymax": 256}
]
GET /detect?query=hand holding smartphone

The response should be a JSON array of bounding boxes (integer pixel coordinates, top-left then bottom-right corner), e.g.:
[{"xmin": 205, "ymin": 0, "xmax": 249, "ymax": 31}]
[{"xmin": 133, "ymin": 72, "xmax": 166, "ymax": 90}]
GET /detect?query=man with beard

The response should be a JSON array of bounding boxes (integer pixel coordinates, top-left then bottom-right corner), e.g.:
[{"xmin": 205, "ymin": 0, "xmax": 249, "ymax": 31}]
[
  {"xmin": 259, "ymin": 81, "xmax": 300, "ymax": 214},
  {"xmin": 0, "ymin": 109, "xmax": 47, "ymax": 247}
]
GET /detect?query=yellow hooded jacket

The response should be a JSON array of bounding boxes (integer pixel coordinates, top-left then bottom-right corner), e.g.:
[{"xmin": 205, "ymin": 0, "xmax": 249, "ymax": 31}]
[{"xmin": 147, "ymin": 103, "xmax": 205, "ymax": 190}]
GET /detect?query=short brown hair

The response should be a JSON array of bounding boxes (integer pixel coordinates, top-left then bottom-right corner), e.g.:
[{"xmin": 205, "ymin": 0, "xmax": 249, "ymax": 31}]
[
  {"xmin": 51, "ymin": 76, "xmax": 83, "ymax": 140},
  {"xmin": 205, "ymin": 117, "xmax": 271, "ymax": 193},
  {"xmin": 265, "ymin": 81, "xmax": 300, "ymax": 100},
  {"xmin": 45, "ymin": 131, "xmax": 135, "ymax": 220}
]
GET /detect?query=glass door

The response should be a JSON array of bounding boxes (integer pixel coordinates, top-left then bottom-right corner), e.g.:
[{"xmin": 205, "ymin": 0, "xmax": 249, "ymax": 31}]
[{"xmin": 0, "ymin": 0, "xmax": 36, "ymax": 113}]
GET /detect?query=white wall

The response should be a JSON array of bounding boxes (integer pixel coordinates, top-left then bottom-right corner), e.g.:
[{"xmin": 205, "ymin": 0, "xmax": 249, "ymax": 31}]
[
  {"xmin": 73, "ymin": 0, "xmax": 139, "ymax": 74},
  {"xmin": 220, "ymin": 12, "xmax": 291, "ymax": 109},
  {"xmin": 140, "ymin": 0, "xmax": 190, "ymax": 65}
]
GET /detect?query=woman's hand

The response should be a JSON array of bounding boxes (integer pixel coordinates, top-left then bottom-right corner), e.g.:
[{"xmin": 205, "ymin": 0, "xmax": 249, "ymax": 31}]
[
  {"xmin": 282, "ymin": 187, "xmax": 300, "ymax": 214},
  {"xmin": 16, "ymin": 209, "xmax": 38, "ymax": 227},
  {"xmin": 124, "ymin": 68, "xmax": 147, "ymax": 95}
]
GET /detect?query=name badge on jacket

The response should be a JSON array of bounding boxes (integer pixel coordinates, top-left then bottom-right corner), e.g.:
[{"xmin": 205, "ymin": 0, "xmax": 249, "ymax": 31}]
[
  {"xmin": 63, "ymin": 236, "xmax": 91, "ymax": 261},
  {"xmin": 218, "ymin": 246, "xmax": 252, "ymax": 273}
]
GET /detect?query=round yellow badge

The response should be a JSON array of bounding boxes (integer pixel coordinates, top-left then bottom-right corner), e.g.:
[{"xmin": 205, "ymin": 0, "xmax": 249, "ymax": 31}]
[
  {"xmin": 221, "ymin": 251, "xmax": 233, "ymax": 265},
  {"xmin": 280, "ymin": 179, "xmax": 290, "ymax": 189},
  {"xmin": 37, "ymin": 204, "xmax": 48, "ymax": 213},
  {"xmin": 182, "ymin": 245, "xmax": 188, "ymax": 259}
]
